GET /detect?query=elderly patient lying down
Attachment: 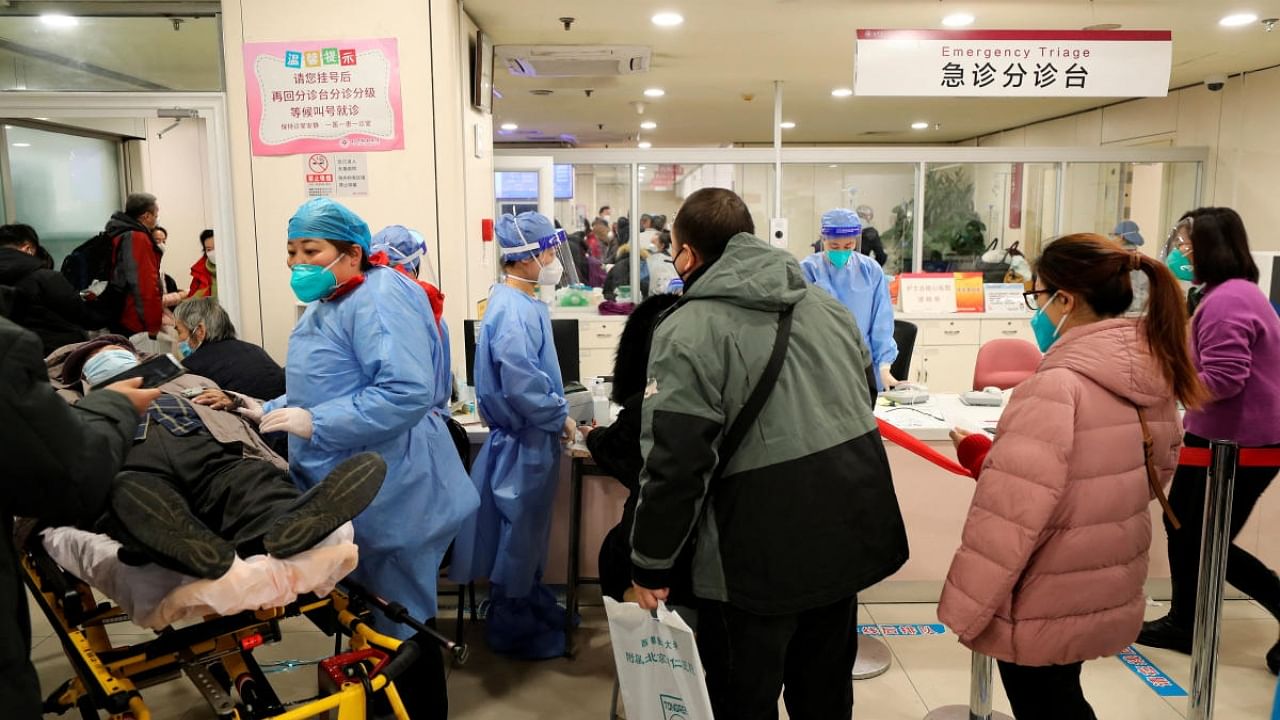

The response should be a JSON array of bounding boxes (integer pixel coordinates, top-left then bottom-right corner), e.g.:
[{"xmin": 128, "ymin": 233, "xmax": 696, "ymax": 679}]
[{"xmin": 49, "ymin": 336, "xmax": 384, "ymax": 580}]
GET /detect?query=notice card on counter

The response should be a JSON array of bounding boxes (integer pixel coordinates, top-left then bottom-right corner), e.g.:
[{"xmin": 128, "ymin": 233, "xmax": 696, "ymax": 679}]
[
  {"xmin": 955, "ymin": 273, "xmax": 984, "ymax": 313},
  {"xmin": 900, "ymin": 273, "xmax": 957, "ymax": 314},
  {"xmin": 984, "ymin": 283, "xmax": 1028, "ymax": 314}
]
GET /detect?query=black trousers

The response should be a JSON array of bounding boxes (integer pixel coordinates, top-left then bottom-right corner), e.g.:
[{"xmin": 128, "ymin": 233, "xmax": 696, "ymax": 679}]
[
  {"xmin": 1165, "ymin": 432, "xmax": 1280, "ymax": 626},
  {"xmin": 697, "ymin": 595, "xmax": 858, "ymax": 720},
  {"xmin": 389, "ymin": 623, "xmax": 448, "ymax": 720},
  {"xmin": 103, "ymin": 427, "xmax": 304, "ymax": 566},
  {"xmin": 997, "ymin": 661, "xmax": 1096, "ymax": 720}
]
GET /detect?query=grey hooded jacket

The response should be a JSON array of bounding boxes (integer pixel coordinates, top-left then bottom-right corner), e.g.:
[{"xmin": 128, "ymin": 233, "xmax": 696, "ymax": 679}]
[{"xmin": 631, "ymin": 232, "xmax": 909, "ymax": 613}]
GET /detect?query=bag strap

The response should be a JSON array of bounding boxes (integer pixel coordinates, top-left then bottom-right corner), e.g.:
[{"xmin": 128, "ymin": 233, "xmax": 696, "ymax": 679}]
[
  {"xmin": 1136, "ymin": 406, "xmax": 1181, "ymax": 530},
  {"xmin": 710, "ymin": 304, "xmax": 794, "ymax": 484}
]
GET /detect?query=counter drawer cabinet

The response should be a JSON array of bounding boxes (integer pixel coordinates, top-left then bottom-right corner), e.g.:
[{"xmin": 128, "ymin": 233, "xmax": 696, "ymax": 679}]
[
  {"xmin": 979, "ymin": 317, "xmax": 1036, "ymax": 345},
  {"xmin": 915, "ymin": 318, "xmax": 981, "ymax": 346}
]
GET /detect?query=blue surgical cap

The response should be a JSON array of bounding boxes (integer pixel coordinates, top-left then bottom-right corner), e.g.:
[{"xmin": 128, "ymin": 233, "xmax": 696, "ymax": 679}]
[
  {"xmin": 496, "ymin": 212, "xmax": 564, "ymax": 263},
  {"xmin": 821, "ymin": 208, "xmax": 863, "ymax": 238},
  {"xmin": 1113, "ymin": 220, "xmax": 1144, "ymax": 247},
  {"xmin": 288, "ymin": 198, "xmax": 371, "ymax": 253},
  {"xmin": 371, "ymin": 225, "xmax": 426, "ymax": 273}
]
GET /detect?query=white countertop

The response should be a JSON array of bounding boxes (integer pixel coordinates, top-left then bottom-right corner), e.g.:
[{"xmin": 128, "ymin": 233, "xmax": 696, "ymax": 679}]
[{"xmin": 874, "ymin": 393, "xmax": 1007, "ymax": 442}]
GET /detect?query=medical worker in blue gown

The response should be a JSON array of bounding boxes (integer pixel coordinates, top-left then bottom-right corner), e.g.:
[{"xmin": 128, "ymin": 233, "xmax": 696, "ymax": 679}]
[
  {"xmin": 254, "ymin": 197, "xmax": 479, "ymax": 720},
  {"xmin": 450, "ymin": 211, "xmax": 575, "ymax": 660},
  {"xmin": 800, "ymin": 208, "xmax": 900, "ymax": 391}
]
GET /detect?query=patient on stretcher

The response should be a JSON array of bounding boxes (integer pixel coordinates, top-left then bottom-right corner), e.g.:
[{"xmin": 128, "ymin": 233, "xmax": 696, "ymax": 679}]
[{"xmin": 50, "ymin": 336, "xmax": 385, "ymax": 580}]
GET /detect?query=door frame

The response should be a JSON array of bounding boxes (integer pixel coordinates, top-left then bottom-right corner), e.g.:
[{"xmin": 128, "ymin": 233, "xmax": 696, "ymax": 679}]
[{"xmin": 0, "ymin": 92, "xmax": 243, "ymax": 330}]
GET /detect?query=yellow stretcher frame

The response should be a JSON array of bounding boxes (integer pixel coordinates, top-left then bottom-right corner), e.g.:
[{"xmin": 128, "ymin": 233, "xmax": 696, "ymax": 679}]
[{"xmin": 22, "ymin": 546, "xmax": 421, "ymax": 720}]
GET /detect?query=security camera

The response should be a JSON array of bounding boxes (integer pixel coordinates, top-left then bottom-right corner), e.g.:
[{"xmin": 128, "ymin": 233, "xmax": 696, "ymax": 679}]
[{"xmin": 1205, "ymin": 74, "xmax": 1227, "ymax": 92}]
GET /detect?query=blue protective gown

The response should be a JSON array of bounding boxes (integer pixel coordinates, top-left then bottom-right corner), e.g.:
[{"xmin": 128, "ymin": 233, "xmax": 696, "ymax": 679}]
[
  {"xmin": 800, "ymin": 251, "xmax": 898, "ymax": 390},
  {"xmin": 266, "ymin": 267, "xmax": 479, "ymax": 639},
  {"xmin": 449, "ymin": 282, "xmax": 569, "ymax": 658}
]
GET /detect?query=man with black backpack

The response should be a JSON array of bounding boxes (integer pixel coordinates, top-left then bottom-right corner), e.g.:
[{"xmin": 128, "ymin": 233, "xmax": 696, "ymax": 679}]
[
  {"xmin": 0, "ymin": 225, "xmax": 91, "ymax": 355},
  {"xmin": 629, "ymin": 188, "xmax": 909, "ymax": 720},
  {"xmin": 103, "ymin": 193, "xmax": 164, "ymax": 338}
]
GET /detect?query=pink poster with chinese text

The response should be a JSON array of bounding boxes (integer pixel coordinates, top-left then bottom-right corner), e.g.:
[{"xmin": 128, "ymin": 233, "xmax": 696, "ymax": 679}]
[{"xmin": 244, "ymin": 38, "xmax": 404, "ymax": 156}]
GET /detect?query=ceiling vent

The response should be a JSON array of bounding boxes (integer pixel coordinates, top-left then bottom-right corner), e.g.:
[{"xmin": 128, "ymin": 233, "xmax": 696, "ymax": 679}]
[{"xmin": 497, "ymin": 45, "xmax": 651, "ymax": 77}]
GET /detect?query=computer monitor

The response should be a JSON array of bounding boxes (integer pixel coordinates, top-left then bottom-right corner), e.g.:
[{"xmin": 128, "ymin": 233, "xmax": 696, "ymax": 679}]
[{"xmin": 464, "ymin": 318, "xmax": 581, "ymax": 387}]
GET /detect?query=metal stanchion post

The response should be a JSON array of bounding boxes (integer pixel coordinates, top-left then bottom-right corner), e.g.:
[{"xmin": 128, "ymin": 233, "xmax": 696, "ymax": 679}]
[
  {"xmin": 853, "ymin": 635, "xmax": 892, "ymax": 680},
  {"xmin": 1186, "ymin": 440, "xmax": 1238, "ymax": 720},
  {"xmin": 922, "ymin": 650, "xmax": 1012, "ymax": 720}
]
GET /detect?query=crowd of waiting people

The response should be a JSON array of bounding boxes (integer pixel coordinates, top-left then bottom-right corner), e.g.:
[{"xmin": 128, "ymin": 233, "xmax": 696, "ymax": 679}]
[{"xmin": 1, "ymin": 187, "xmax": 1277, "ymax": 720}]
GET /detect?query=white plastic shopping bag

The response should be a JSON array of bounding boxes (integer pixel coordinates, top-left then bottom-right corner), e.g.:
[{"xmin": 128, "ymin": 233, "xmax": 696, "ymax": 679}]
[{"xmin": 605, "ymin": 598, "xmax": 715, "ymax": 720}]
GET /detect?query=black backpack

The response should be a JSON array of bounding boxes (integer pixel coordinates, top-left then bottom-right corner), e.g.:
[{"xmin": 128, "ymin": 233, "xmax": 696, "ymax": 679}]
[{"xmin": 60, "ymin": 230, "xmax": 127, "ymax": 328}]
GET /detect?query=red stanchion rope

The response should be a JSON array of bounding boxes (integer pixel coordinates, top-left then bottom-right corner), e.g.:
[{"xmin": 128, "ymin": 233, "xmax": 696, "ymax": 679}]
[{"xmin": 875, "ymin": 419, "xmax": 1280, "ymax": 475}]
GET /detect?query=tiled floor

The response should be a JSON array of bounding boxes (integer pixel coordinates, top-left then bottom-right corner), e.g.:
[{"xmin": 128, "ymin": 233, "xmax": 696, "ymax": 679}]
[{"xmin": 27, "ymin": 594, "xmax": 1279, "ymax": 718}]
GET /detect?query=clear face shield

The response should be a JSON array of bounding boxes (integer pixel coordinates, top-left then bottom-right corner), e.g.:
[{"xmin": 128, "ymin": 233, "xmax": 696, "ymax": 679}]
[
  {"xmin": 504, "ymin": 224, "xmax": 579, "ymax": 288},
  {"xmin": 1161, "ymin": 217, "xmax": 1194, "ymax": 261}
]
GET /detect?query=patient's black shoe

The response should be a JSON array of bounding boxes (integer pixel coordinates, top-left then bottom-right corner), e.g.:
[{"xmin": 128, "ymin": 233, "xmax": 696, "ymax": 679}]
[
  {"xmin": 111, "ymin": 475, "xmax": 235, "ymax": 579},
  {"xmin": 263, "ymin": 452, "xmax": 385, "ymax": 559}
]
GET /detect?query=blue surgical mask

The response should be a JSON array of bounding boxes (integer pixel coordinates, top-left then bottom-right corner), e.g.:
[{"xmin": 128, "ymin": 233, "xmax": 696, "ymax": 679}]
[
  {"xmin": 84, "ymin": 348, "xmax": 139, "ymax": 387},
  {"xmin": 1165, "ymin": 249, "xmax": 1194, "ymax": 282},
  {"xmin": 179, "ymin": 340, "xmax": 194, "ymax": 359},
  {"xmin": 826, "ymin": 249, "xmax": 854, "ymax": 268},
  {"xmin": 1030, "ymin": 292, "xmax": 1070, "ymax": 353},
  {"xmin": 290, "ymin": 256, "xmax": 342, "ymax": 303}
]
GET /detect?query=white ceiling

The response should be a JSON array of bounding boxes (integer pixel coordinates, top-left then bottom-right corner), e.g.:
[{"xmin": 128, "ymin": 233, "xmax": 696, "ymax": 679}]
[{"xmin": 467, "ymin": 0, "xmax": 1280, "ymax": 147}]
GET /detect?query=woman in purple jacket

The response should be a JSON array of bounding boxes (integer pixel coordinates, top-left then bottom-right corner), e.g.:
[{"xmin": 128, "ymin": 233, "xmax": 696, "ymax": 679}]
[{"xmin": 1137, "ymin": 207, "xmax": 1280, "ymax": 675}]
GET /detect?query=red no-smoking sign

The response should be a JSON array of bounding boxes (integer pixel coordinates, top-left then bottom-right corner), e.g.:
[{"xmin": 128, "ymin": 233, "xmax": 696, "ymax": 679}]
[{"xmin": 308, "ymin": 154, "xmax": 329, "ymax": 173}]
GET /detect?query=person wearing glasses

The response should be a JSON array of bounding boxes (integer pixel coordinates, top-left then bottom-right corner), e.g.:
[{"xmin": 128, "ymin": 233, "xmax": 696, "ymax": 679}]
[
  {"xmin": 941, "ymin": 233, "xmax": 1202, "ymax": 718},
  {"xmin": 1137, "ymin": 208, "xmax": 1280, "ymax": 675}
]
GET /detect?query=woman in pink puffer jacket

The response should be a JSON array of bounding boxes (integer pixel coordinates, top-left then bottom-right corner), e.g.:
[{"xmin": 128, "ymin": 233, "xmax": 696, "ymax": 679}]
[{"xmin": 939, "ymin": 234, "xmax": 1207, "ymax": 720}]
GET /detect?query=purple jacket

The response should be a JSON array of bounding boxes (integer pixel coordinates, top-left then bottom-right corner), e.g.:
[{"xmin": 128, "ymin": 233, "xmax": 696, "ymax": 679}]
[{"xmin": 1184, "ymin": 279, "xmax": 1280, "ymax": 447}]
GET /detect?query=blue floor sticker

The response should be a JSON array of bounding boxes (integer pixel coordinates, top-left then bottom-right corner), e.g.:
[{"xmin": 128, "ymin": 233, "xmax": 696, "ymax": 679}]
[
  {"xmin": 858, "ymin": 623, "xmax": 947, "ymax": 637},
  {"xmin": 1116, "ymin": 645, "xmax": 1187, "ymax": 697}
]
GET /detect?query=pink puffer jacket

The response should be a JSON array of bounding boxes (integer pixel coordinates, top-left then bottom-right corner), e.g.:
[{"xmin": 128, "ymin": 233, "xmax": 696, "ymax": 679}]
[{"xmin": 938, "ymin": 318, "xmax": 1182, "ymax": 666}]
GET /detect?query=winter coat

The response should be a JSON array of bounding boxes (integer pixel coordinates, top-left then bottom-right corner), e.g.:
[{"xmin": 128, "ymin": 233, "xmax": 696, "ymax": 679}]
[
  {"xmin": 938, "ymin": 318, "xmax": 1182, "ymax": 666},
  {"xmin": 188, "ymin": 255, "xmax": 215, "ymax": 299},
  {"xmin": 631, "ymin": 232, "xmax": 908, "ymax": 614},
  {"xmin": 0, "ymin": 247, "xmax": 90, "ymax": 355},
  {"xmin": 0, "ymin": 318, "xmax": 136, "ymax": 718},
  {"xmin": 104, "ymin": 213, "xmax": 163, "ymax": 337},
  {"xmin": 603, "ymin": 244, "xmax": 651, "ymax": 301},
  {"xmin": 180, "ymin": 338, "xmax": 286, "ymax": 403}
]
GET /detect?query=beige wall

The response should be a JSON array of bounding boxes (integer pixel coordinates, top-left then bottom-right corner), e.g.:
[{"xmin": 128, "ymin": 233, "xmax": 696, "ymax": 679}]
[
  {"xmin": 973, "ymin": 65, "xmax": 1280, "ymax": 251},
  {"xmin": 221, "ymin": 0, "xmax": 490, "ymax": 365}
]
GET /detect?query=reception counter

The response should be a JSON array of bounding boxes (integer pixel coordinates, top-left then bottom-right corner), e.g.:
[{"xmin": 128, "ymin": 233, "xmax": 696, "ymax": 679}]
[{"xmin": 462, "ymin": 392, "xmax": 1280, "ymax": 603}]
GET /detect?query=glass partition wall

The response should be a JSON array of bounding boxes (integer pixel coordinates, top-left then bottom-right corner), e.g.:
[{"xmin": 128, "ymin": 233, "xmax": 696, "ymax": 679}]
[{"xmin": 508, "ymin": 149, "xmax": 1205, "ymax": 293}]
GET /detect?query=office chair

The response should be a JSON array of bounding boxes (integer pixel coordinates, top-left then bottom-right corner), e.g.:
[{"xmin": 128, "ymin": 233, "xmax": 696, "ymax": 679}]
[
  {"xmin": 890, "ymin": 320, "xmax": 918, "ymax": 382},
  {"xmin": 973, "ymin": 338, "xmax": 1041, "ymax": 390}
]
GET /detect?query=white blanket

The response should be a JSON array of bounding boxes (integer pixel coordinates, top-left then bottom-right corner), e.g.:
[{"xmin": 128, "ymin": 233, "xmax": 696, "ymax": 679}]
[{"xmin": 41, "ymin": 524, "xmax": 358, "ymax": 630}]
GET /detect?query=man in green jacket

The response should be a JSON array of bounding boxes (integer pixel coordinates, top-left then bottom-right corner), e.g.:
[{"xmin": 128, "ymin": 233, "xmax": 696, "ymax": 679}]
[{"xmin": 630, "ymin": 188, "xmax": 908, "ymax": 720}]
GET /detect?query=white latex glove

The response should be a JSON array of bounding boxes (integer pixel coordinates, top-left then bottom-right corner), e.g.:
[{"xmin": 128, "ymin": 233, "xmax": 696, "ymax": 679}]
[
  {"xmin": 879, "ymin": 364, "xmax": 900, "ymax": 390},
  {"xmin": 562, "ymin": 416, "xmax": 577, "ymax": 445},
  {"xmin": 237, "ymin": 396, "xmax": 265, "ymax": 423},
  {"xmin": 260, "ymin": 407, "xmax": 314, "ymax": 439}
]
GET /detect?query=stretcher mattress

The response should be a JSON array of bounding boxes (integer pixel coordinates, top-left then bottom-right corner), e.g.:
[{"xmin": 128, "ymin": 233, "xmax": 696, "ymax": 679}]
[{"xmin": 41, "ymin": 524, "xmax": 358, "ymax": 630}]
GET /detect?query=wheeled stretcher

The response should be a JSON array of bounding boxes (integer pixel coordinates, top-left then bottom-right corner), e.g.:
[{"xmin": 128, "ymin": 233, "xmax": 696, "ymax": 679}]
[{"xmin": 21, "ymin": 524, "xmax": 467, "ymax": 720}]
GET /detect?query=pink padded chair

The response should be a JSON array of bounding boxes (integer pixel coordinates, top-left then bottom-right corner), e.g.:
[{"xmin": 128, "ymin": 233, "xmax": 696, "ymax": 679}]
[{"xmin": 972, "ymin": 338, "xmax": 1041, "ymax": 390}]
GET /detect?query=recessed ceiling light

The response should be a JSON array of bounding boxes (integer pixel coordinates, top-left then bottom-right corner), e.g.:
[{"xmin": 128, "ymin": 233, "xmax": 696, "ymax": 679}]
[
  {"xmin": 942, "ymin": 12, "xmax": 975, "ymax": 27},
  {"xmin": 11, "ymin": 143, "xmax": 30, "ymax": 148},
  {"xmin": 911, "ymin": 121, "xmax": 930, "ymax": 130},
  {"xmin": 1219, "ymin": 12, "xmax": 1258, "ymax": 27},
  {"xmin": 640, "ymin": 121, "xmax": 657, "ymax": 130},
  {"xmin": 639, "ymin": 165, "xmax": 647, "ymax": 170},
  {"xmin": 40, "ymin": 13, "xmax": 78, "ymax": 28},
  {"xmin": 638, "ymin": 141, "xmax": 652, "ymax": 149},
  {"xmin": 651, "ymin": 12, "xmax": 684, "ymax": 27},
  {"xmin": 780, "ymin": 121, "xmax": 796, "ymax": 129},
  {"xmin": 500, "ymin": 122, "xmax": 518, "ymax": 131},
  {"xmin": 644, "ymin": 88, "xmax": 665, "ymax": 98},
  {"xmin": 831, "ymin": 88, "xmax": 853, "ymax": 98}
]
